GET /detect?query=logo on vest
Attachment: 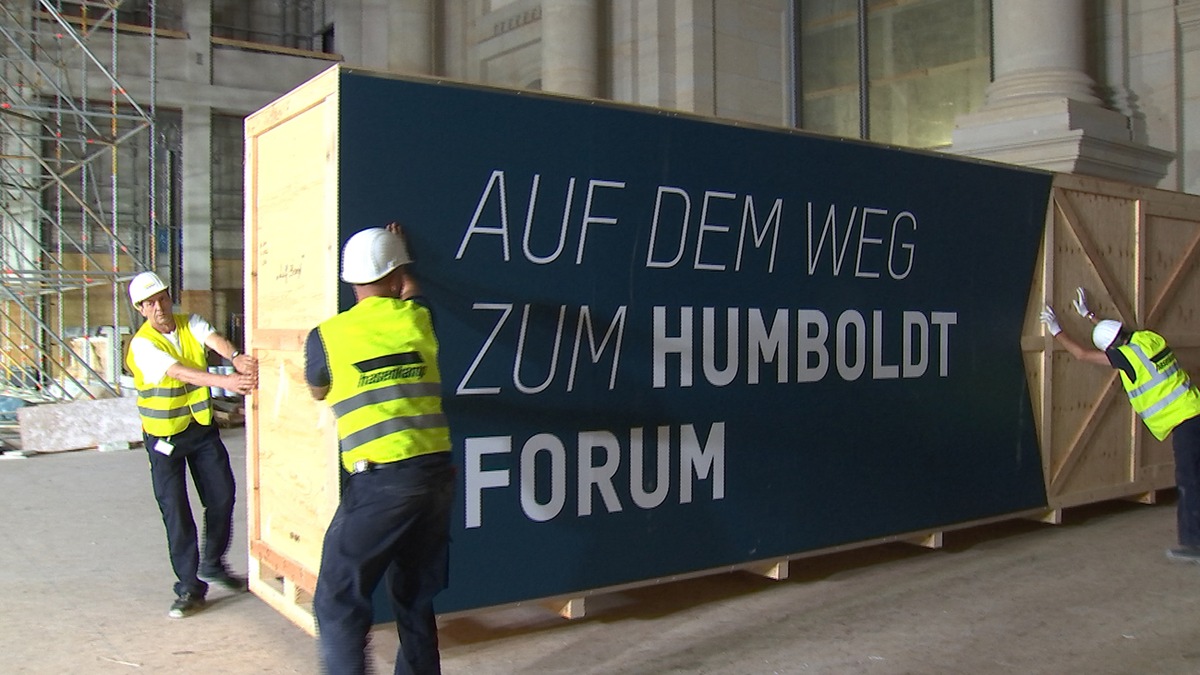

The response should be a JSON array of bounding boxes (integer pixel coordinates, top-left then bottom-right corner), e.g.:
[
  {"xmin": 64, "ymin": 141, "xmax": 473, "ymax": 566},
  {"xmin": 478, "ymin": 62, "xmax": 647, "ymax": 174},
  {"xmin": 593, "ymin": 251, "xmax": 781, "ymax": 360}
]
[{"xmin": 353, "ymin": 351, "xmax": 426, "ymax": 387}]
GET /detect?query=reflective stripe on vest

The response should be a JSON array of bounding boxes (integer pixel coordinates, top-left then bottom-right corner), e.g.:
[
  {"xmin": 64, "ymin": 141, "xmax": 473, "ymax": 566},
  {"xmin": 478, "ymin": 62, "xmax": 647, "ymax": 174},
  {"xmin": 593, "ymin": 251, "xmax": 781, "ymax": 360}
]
[
  {"xmin": 318, "ymin": 296, "xmax": 450, "ymax": 471},
  {"xmin": 1117, "ymin": 331, "xmax": 1200, "ymax": 441},
  {"xmin": 125, "ymin": 314, "xmax": 213, "ymax": 436}
]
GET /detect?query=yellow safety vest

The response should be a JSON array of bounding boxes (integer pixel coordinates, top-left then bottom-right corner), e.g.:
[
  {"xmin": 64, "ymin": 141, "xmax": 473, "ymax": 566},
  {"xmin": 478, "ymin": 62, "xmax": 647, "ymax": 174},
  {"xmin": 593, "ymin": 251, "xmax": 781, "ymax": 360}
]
[
  {"xmin": 125, "ymin": 314, "xmax": 213, "ymax": 436},
  {"xmin": 1117, "ymin": 330, "xmax": 1200, "ymax": 441},
  {"xmin": 317, "ymin": 296, "xmax": 450, "ymax": 472}
]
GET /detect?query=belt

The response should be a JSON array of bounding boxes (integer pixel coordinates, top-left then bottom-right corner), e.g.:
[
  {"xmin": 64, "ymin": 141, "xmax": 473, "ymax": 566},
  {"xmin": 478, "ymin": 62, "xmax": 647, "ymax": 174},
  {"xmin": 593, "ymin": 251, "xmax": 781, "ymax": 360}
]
[{"xmin": 350, "ymin": 459, "xmax": 403, "ymax": 474}]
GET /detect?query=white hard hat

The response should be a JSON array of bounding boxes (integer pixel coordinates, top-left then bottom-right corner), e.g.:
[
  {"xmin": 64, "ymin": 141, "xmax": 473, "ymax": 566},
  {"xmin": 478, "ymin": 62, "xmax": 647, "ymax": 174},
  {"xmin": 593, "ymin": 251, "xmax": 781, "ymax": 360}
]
[
  {"xmin": 1092, "ymin": 319, "xmax": 1124, "ymax": 350},
  {"xmin": 341, "ymin": 228, "xmax": 411, "ymax": 284},
  {"xmin": 128, "ymin": 271, "xmax": 168, "ymax": 305}
]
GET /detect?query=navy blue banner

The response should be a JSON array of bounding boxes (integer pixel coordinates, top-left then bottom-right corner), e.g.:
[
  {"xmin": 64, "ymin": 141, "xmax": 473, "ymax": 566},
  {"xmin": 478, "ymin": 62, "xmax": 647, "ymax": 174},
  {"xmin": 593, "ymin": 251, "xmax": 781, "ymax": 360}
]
[{"xmin": 334, "ymin": 70, "xmax": 1052, "ymax": 613}]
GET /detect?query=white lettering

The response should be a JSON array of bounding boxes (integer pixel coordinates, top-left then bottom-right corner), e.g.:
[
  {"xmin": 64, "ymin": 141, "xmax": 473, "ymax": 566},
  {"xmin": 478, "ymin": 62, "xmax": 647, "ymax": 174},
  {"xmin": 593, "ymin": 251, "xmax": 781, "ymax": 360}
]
[
  {"xmin": 464, "ymin": 423, "xmax": 727, "ymax": 528},
  {"xmin": 576, "ymin": 179, "xmax": 626, "ymax": 264},
  {"xmin": 465, "ymin": 436, "xmax": 512, "ymax": 528},
  {"xmin": 456, "ymin": 170, "xmax": 512, "ymax": 261},
  {"xmin": 520, "ymin": 433, "xmax": 566, "ymax": 522},
  {"xmin": 646, "ymin": 186, "xmax": 691, "ymax": 269}
]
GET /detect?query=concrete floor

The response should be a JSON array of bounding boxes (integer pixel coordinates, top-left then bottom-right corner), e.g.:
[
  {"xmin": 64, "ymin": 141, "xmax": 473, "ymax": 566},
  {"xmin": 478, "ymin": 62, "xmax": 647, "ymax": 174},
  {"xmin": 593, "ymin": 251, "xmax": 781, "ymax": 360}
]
[{"xmin": 3, "ymin": 428, "xmax": 1200, "ymax": 674}]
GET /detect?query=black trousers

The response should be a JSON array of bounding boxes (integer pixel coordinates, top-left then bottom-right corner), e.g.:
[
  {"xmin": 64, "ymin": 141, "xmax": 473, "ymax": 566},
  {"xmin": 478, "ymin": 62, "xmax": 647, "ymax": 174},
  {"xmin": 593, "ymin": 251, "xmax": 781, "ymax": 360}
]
[
  {"xmin": 314, "ymin": 452, "xmax": 455, "ymax": 675},
  {"xmin": 1174, "ymin": 415, "xmax": 1200, "ymax": 547},
  {"xmin": 144, "ymin": 422, "xmax": 236, "ymax": 597}
]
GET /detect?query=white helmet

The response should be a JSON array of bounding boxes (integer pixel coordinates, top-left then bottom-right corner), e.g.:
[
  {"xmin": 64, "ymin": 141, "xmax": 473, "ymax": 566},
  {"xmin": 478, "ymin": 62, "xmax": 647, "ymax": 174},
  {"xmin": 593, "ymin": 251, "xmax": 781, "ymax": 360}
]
[
  {"xmin": 128, "ymin": 271, "xmax": 168, "ymax": 305},
  {"xmin": 341, "ymin": 228, "xmax": 411, "ymax": 284},
  {"xmin": 1092, "ymin": 319, "xmax": 1124, "ymax": 350}
]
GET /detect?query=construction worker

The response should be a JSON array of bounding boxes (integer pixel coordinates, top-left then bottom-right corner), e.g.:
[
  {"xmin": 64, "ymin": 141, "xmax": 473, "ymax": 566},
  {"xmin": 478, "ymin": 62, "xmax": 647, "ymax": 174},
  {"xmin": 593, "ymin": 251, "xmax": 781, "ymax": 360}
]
[
  {"xmin": 125, "ymin": 271, "xmax": 258, "ymax": 618},
  {"xmin": 305, "ymin": 225, "xmax": 455, "ymax": 675},
  {"xmin": 1041, "ymin": 287, "xmax": 1200, "ymax": 563}
]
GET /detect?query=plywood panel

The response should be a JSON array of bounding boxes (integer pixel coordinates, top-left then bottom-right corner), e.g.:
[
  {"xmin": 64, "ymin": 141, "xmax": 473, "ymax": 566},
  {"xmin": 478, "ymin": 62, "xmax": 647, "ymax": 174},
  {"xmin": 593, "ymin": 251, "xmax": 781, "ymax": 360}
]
[
  {"xmin": 249, "ymin": 102, "xmax": 339, "ymax": 331},
  {"xmin": 253, "ymin": 345, "xmax": 337, "ymax": 576}
]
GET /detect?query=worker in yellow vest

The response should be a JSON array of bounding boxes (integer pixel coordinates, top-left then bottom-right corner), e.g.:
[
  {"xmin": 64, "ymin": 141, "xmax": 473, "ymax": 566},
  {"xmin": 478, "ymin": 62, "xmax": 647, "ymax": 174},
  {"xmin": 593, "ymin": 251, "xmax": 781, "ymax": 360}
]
[
  {"xmin": 305, "ymin": 224, "xmax": 454, "ymax": 675},
  {"xmin": 125, "ymin": 271, "xmax": 259, "ymax": 619},
  {"xmin": 1042, "ymin": 287, "xmax": 1200, "ymax": 563}
]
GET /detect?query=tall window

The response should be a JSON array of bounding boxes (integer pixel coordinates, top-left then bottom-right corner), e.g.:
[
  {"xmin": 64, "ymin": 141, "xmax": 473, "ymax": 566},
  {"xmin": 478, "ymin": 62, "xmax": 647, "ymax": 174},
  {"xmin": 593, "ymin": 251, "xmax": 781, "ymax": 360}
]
[
  {"xmin": 797, "ymin": 0, "xmax": 991, "ymax": 149},
  {"xmin": 212, "ymin": 0, "xmax": 328, "ymax": 51}
]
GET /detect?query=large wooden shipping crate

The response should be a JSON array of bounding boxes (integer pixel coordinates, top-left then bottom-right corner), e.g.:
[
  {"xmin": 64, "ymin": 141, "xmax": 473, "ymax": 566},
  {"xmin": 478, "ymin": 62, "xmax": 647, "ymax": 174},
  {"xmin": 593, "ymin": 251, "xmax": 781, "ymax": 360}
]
[
  {"xmin": 1028, "ymin": 174, "xmax": 1200, "ymax": 515},
  {"xmin": 245, "ymin": 65, "xmax": 1200, "ymax": 633},
  {"xmin": 243, "ymin": 67, "xmax": 341, "ymax": 634}
]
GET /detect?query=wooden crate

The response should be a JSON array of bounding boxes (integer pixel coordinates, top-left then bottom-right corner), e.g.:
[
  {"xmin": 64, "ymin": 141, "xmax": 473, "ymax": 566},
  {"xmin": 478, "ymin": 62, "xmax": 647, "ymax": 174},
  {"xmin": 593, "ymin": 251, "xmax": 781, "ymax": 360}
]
[
  {"xmin": 243, "ymin": 66, "xmax": 341, "ymax": 635},
  {"xmin": 1025, "ymin": 173, "xmax": 1200, "ymax": 517},
  {"xmin": 245, "ymin": 66, "xmax": 1200, "ymax": 632}
]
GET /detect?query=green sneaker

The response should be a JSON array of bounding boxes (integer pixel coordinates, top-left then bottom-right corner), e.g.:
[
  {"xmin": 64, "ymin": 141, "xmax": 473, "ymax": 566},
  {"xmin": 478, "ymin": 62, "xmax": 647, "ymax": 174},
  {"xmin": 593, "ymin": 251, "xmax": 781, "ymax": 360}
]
[
  {"xmin": 199, "ymin": 566, "xmax": 248, "ymax": 592},
  {"xmin": 168, "ymin": 592, "xmax": 206, "ymax": 618},
  {"xmin": 1165, "ymin": 547, "xmax": 1200, "ymax": 564}
]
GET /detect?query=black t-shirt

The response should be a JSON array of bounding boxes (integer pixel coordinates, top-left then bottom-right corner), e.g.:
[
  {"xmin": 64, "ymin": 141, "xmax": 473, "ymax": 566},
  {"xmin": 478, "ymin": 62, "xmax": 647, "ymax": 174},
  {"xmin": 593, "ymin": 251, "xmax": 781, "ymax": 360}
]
[{"xmin": 1106, "ymin": 346, "xmax": 1135, "ymax": 381}]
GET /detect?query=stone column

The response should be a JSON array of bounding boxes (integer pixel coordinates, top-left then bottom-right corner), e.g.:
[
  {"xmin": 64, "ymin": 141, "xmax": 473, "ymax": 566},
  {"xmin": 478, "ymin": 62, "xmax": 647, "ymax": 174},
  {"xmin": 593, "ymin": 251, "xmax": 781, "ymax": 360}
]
[
  {"xmin": 334, "ymin": 0, "xmax": 434, "ymax": 74},
  {"xmin": 1181, "ymin": 1, "xmax": 1200, "ymax": 195},
  {"xmin": 541, "ymin": 0, "xmax": 601, "ymax": 97},
  {"xmin": 950, "ymin": 0, "xmax": 1172, "ymax": 186},
  {"xmin": 180, "ymin": 104, "xmax": 213, "ymax": 319},
  {"xmin": 985, "ymin": 0, "xmax": 1100, "ymax": 106},
  {"xmin": 179, "ymin": 0, "xmax": 214, "ymax": 320}
]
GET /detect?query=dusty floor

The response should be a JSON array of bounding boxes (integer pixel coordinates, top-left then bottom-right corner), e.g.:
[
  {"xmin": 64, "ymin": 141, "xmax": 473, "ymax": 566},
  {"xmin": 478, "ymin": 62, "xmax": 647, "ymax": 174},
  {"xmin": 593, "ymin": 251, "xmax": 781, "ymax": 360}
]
[{"xmin": 3, "ymin": 427, "xmax": 1199, "ymax": 674}]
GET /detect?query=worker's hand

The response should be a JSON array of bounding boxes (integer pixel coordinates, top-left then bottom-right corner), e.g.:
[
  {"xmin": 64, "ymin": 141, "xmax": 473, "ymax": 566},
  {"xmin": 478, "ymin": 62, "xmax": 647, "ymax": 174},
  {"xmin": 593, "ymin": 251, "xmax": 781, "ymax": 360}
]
[
  {"xmin": 231, "ymin": 352, "xmax": 258, "ymax": 376},
  {"xmin": 1071, "ymin": 287, "xmax": 1091, "ymax": 318},
  {"xmin": 1040, "ymin": 304, "xmax": 1062, "ymax": 336},
  {"xmin": 225, "ymin": 370, "xmax": 257, "ymax": 396},
  {"xmin": 385, "ymin": 221, "xmax": 409, "ymax": 250}
]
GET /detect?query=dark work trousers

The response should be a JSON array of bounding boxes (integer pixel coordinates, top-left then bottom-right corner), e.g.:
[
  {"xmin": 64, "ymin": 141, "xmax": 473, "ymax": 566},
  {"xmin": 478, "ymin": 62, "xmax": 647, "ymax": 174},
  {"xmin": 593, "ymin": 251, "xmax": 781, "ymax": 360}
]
[
  {"xmin": 144, "ymin": 421, "xmax": 236, "ymax": 598},
  {"xmin": 315, "ymin": 452, "xmax": 455, "ymax": 675},
  {"xmin": 1173, "ymin": 415, "xmax": 1200, "ymax": 547}
]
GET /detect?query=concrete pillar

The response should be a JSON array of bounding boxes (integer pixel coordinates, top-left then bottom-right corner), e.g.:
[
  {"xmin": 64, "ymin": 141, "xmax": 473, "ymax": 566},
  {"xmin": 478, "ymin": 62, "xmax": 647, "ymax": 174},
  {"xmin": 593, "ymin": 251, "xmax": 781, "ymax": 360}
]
[
  {"xmin": 985, "ymin": 0, "xmax": 1100, "ymax": 106},
  {"xmin": 1181, "ymin": 1, "xmax": 1200, "ymax": 195},
  {"xmin": 541, "ymin": 0, "xmax": 602, "ymax": 97},
  {"xmin": 179, "ymin": 0, "xmax": 214, "ymax": 318},
  {"xmin": 181, "ymin": 104, "xmax": 213, "ymax": 300},
  {"xmin": 950, "ymin": 0, "xmax": 1173, "ymax": 187},
  {"xmin": 334, "ymin": 0, "xmax": 434, "ymax": 74}
]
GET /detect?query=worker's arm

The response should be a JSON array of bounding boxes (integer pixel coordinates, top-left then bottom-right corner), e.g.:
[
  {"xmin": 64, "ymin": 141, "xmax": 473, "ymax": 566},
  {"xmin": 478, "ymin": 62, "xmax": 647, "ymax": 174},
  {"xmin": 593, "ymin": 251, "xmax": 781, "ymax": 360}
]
[
  {"xmin": 130, "ymin": 333, "xmax": 255, "ymax": 396},
  {"xmin": 304, "ymin": 328, "xmax": 331, "ymax": 400},
  {"xmin": 1051, "ymin": 331, "xmax": 1112, "ymax": 366},
  {"xmin": 1041, "ymin": 303, "xmax": 1111, "ymax": 367},
  {"xmin": 165, "ymin": 361, "xmax": 257, "ymax": 395},
  {"xmin": 204, "ymin": 332, "xmax": 259, "ymax": 375},
  {"xmin": 385, "ymin": 222, "xmax": 421, "ymax": 300},
  {"xmin": 398, "ymin": 267, "xmax": 421, "ymax": 300}
]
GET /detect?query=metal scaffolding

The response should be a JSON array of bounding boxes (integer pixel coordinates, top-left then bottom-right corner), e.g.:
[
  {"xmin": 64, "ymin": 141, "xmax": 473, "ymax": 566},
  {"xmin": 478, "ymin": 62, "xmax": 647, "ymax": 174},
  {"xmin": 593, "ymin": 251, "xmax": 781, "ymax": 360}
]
[{"xmin": 0, "ymin": 0, "xmax": 158, "ymax": 402}]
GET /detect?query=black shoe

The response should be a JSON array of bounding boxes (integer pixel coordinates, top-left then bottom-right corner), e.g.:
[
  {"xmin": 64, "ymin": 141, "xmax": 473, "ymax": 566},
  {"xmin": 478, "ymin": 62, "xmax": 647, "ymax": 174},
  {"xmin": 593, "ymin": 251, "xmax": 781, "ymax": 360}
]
[
  {"xmin": 199, "ymin": 566, "xmax": 248, "ymax": 592},
  {"xmin": 1166, "ymin": 547, "xmax": 1200, "ymax": 564},
  {"xmin": 168, "ymin": 592, "xmax": 206, "ymax": 619}
]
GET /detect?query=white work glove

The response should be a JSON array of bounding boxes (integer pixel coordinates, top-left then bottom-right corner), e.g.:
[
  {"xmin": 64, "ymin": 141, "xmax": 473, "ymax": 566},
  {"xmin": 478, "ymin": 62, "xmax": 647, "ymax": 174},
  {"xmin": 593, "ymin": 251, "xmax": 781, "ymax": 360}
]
[
  {"xmin": 1071, "ymin": 287, "xmax": 1091, "ymax": 318},
  {"xmin": 1040, "ymin": 304, "xmax": 1062, "ymax": 336}
]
